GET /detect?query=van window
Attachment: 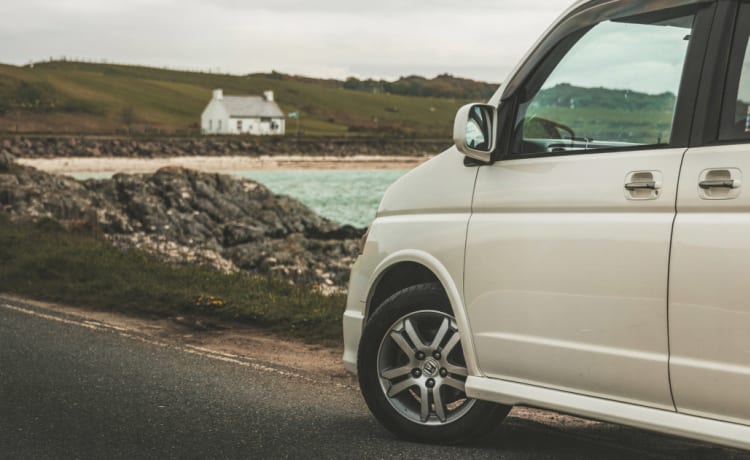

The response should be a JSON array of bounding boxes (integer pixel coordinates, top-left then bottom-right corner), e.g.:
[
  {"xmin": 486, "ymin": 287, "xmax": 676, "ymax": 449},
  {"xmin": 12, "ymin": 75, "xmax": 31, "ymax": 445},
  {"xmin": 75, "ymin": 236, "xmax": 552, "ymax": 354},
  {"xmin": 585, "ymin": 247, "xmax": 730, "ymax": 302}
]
[
  {"xmin": 720, "ymin": 3, "xmax": 750, "ymax": 141},
  {"xmin": 513, "ymin": 11, "xmax": 695, "ymax": 155}
]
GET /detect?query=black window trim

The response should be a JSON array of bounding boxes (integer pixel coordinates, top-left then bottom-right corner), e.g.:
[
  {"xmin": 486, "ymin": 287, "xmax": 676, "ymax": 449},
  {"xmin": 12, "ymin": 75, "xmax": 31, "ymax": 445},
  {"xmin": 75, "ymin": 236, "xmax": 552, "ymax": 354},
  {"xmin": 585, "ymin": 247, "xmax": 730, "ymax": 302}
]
[
  {"xmin": 701, "ymin": 0, "xmax": 750, "ymax": 146},
  {"xmin": 491, "ymin": 1, "xmax": 717, "ymax": 163},
  {"xmin": 717, "ymin": 1, "xmax": 749, "ymax": 142},
  {"xmin": 690, "ymin": 0, "xmax": 739, "ymax": 147}
]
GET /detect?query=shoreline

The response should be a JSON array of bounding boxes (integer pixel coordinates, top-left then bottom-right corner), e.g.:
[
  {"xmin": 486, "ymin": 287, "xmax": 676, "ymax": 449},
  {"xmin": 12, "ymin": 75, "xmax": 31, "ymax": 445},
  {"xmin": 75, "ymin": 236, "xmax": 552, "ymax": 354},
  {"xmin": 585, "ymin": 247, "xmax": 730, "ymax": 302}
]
[{"xmin": 17, "ymin": 154, "xmax": 429, "ymax": 174}]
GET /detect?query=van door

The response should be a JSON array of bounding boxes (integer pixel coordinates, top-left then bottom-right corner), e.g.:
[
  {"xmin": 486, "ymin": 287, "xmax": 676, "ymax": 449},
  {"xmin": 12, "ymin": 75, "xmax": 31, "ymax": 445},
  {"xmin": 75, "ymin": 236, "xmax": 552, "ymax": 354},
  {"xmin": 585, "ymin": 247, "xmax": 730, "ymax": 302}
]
[
  {"xmin": 464, "ymin": 4, "xmax": 711, "ymax": 409},
  {"xmin": 670, "ymin": 1, "xmax": 750, "ymax": 425}
]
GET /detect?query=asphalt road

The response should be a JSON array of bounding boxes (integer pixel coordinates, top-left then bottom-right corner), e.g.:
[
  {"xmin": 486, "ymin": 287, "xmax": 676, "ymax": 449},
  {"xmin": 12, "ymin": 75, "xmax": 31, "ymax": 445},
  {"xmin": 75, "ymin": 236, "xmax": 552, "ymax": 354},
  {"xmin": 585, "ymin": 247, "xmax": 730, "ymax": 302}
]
[{"xmin": 1, "ymin": 298, "xmax": 748, "ymax": 459}]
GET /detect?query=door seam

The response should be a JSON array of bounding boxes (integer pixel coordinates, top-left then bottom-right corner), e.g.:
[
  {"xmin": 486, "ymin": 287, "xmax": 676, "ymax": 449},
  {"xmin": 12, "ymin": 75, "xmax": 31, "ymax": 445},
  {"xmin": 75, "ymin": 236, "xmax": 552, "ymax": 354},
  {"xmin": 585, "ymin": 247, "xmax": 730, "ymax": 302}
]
[
  {"xmin": 666, "ymin": 148, "xmax": 688, "ymax": 411},
  {"xmin": 462, "ymin": 165, "xmax": 482, "ymax": 376}
]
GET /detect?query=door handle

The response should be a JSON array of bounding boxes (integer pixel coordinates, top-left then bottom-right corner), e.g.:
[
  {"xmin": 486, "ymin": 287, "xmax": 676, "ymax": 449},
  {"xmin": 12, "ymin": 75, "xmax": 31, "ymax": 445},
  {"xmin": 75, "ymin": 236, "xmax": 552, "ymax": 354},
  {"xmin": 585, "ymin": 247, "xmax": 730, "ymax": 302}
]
[
  {"xmin": 624, "ymin": 171, "xmax": 662, "ymax": 201},
  {"xmin": 698, "ymin": 179, "xmax": 739, "ymax": 190},
  {"xmin": 697, "ymin": 168, "xmax": 742, "ymax": 200},
  {"xmin": 625, "ymin": 181, "xmax": 658, "ymax": 191}
]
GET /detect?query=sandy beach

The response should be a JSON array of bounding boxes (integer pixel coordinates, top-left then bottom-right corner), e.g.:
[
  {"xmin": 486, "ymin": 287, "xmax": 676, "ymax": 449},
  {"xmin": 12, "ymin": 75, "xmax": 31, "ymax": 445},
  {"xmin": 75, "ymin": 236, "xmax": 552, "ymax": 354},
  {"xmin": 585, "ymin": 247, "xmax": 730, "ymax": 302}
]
[{"xmin": 17, "ymin": 154, "xmax": 430, "ymax": 175}]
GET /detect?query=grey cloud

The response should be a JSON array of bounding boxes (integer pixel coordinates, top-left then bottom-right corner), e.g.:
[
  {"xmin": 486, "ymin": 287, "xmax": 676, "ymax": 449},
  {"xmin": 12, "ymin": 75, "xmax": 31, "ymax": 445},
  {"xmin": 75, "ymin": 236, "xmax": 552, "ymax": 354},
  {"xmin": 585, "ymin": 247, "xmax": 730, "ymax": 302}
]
[
  {"xmin": 0, "ymin": 0, "xmax": 573, "ymax": 81},
  {"xmin": 192, "ymin": 0, "xmax": 571, "ymax": 13}
]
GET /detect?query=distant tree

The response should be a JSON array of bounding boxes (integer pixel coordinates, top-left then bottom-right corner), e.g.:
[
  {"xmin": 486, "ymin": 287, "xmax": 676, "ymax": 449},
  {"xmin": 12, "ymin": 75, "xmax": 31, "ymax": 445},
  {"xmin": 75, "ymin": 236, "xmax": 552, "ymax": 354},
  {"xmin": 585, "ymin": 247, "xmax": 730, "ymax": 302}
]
[{"xmin": 340, "ymin": 74, "xmax": 495, "ymax": 99}]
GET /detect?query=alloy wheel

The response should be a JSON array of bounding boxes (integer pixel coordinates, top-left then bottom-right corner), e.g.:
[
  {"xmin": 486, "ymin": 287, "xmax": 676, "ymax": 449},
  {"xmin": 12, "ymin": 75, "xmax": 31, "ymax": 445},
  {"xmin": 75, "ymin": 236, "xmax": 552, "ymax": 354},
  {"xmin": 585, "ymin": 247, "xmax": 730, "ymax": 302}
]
[{"xmin": 376, "ymin": 310, "xmax": 475, "ymax": 426}]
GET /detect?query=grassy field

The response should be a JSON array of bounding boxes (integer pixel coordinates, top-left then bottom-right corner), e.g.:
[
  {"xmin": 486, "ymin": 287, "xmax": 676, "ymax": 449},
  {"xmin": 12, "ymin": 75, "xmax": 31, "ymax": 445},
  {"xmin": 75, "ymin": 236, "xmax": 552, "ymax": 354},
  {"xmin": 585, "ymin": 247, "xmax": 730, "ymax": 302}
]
[
  {"xmin": 527, "ymin": 106, "xmax": 674, "ymax": 144},
  {"xmin": 0, "ymin": 61, "xmax": 475, "ymax": 137},
  {"xmin": 0, "ymin": 213, "xmax": 347, "ymax": 344}
]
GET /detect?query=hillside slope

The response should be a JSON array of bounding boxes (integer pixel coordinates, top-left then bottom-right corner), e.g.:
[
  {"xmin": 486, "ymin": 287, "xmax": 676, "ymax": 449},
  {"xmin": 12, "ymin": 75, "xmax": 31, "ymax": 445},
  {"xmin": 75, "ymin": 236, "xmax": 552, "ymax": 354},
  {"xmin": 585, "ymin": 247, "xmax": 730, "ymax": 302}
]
[{"xmin": 0, "ymin": 62, "xmax": 488, "ymax": 137}]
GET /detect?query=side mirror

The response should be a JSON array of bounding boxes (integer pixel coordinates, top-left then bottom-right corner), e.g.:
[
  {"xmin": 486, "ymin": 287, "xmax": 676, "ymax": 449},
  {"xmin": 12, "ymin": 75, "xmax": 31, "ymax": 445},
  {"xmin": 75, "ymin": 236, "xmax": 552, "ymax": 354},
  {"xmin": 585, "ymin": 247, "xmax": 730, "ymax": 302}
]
[{"xmin": 453, "ymin": 103, "xmax": 498, "ymax": 163}]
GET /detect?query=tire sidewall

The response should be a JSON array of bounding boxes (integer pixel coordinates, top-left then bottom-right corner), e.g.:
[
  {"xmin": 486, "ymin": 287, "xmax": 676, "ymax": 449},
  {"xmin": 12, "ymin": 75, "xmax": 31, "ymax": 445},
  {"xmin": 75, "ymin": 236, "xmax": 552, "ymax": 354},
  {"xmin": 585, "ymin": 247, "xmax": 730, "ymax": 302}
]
[{"xmin": 357, "ymin": 283, "xmax": 508, "ymax": 444}]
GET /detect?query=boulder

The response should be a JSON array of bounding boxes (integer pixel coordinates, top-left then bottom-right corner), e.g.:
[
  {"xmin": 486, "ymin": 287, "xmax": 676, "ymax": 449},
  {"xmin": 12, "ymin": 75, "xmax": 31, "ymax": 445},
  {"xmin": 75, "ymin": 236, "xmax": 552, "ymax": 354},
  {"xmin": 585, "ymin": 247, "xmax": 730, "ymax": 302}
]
[
  {"xmin": 0, "ymin": 164, "xmax": 364, "ymax": 290},
  {"xmin": 0, "ymin": 151, "xmax": 15, "ymax": 172}
]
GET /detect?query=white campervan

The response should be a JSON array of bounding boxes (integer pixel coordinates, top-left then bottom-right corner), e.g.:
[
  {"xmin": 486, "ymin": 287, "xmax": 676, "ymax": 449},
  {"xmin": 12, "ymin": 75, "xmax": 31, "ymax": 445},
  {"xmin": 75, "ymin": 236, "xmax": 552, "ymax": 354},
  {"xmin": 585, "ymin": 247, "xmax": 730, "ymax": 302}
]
[{"xmin": 343, "ymin": 0, "xmax": 750, "ymax": 450}]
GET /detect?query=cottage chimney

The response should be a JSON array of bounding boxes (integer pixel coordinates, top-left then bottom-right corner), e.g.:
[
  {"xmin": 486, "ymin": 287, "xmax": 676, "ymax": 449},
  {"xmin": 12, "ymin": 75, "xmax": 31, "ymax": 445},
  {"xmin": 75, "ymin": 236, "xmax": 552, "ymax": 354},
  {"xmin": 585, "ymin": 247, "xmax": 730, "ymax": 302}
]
[
  {"xmin": 263, "ymin": 90, "xmax": 274, "ymax": 102},
  {"xmin": 213, "ymin": 89, "xmax": 224, "ymax": 100}
]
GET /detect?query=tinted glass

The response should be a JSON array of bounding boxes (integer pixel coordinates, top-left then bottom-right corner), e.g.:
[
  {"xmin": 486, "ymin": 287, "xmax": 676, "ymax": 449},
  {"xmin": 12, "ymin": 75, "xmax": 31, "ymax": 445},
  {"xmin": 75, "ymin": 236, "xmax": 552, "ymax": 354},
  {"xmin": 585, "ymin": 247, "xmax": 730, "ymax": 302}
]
[
  {"xmin": 719, "ymin": 3, "xmax": 750, "ymax": 141},
  {"xmin": 514, "ymin": 12, "xmax": 695, "ymax": 155}
]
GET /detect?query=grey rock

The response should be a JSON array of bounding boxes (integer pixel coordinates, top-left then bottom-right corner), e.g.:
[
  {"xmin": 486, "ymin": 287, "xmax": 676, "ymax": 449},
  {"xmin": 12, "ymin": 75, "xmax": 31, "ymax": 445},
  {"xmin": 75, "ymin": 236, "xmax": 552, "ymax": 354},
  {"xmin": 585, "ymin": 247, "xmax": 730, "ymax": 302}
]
[
  {"xmin": 0, "ymin": 151, "xmax": 15, "ymax": 172},
  {"xmin": 0, "ymin": 164, "xmax": 365, "ymax": 290},
  {"xmin": 0, "ymin": 136, "xmax": 447, "ymax": 159}
]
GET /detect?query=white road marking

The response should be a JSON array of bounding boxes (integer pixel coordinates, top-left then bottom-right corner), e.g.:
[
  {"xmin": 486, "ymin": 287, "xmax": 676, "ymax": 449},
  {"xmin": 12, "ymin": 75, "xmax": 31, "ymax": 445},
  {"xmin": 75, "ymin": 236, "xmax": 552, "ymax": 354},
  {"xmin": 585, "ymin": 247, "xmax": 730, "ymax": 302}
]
[
  {"xmin": 0, "ymin": 302, "xmax": 718, "ymax": 455},
  {"xmin": 0, "ymin": 302, "xmax": 352, "ymax": 389}
]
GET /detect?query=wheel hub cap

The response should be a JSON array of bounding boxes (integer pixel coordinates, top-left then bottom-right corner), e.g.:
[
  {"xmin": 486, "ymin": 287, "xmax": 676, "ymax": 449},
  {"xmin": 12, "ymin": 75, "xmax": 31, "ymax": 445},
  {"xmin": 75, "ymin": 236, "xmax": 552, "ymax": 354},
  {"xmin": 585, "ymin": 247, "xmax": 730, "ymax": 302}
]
[
  {"xmin": 422, "ymin": 359, "xmax": 439, "ymax": 377},
  {"xmin": 377, "ymin": 309, "xmax": 475, "ymax": 426}
]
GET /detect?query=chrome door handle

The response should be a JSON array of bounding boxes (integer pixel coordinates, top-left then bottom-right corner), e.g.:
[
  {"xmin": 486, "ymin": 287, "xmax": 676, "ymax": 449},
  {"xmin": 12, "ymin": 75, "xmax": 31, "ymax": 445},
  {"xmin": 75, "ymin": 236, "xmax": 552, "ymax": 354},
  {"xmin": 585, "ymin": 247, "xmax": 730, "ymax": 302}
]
[
  {"xmin": 699, "ymin": 179, "xmax": 739, "ymax": 189},
  {"xmin": 625, "ymin": 181, "xmax": 658, "ymax": 191}
]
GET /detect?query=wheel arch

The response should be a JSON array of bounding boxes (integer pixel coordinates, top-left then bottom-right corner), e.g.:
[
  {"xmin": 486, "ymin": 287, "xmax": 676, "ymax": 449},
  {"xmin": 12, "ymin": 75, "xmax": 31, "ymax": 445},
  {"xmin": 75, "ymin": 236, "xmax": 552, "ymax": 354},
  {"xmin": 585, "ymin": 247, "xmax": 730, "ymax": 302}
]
[
  {"xmin": 366, "ymin": 261, "xmax": 440, "ymax": 320},
  {"xmin": 365, "ymin": 250, "xmax": 483, "ymax": 377}
]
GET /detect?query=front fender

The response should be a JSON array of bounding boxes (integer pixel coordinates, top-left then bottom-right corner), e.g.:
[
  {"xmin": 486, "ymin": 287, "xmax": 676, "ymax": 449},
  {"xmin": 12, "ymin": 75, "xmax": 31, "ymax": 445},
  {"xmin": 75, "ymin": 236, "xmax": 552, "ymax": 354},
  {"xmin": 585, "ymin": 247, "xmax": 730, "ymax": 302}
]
[{"xmin": 366, "ymin": 250, "xmax": 483, "ymax": 377}]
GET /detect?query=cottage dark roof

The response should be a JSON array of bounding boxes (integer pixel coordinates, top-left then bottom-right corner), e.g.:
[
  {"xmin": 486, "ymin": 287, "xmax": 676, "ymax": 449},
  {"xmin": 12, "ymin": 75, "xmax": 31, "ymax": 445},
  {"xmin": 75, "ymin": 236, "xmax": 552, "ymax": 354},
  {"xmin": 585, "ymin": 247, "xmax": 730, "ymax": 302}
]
[{"xmin": 220, "ymin": 96, "xmax": 284, "ymax": 118}]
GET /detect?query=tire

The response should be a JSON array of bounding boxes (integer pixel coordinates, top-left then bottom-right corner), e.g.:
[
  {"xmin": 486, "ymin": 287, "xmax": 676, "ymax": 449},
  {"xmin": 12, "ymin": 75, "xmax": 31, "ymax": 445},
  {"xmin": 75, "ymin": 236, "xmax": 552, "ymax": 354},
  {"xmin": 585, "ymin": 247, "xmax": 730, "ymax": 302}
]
[{"xmin": 357, "ymin": 282, "xmax": 510, "ymax": 444}]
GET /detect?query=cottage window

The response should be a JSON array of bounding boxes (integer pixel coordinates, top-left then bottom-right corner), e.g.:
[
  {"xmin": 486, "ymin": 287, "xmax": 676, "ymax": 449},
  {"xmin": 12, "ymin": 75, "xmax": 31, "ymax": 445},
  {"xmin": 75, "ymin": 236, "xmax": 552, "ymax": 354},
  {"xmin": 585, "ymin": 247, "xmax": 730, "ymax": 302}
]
[
  {"xmin": 209, "ymin": 119, "xmax": 213, "ymax": 131},
  {"xmin": 237, "ymin": 120, "xmax": 243, "ymax": 131},
  {"xmin": 218, "ymin": 120, "xmax": 222, "ymax": 131}
]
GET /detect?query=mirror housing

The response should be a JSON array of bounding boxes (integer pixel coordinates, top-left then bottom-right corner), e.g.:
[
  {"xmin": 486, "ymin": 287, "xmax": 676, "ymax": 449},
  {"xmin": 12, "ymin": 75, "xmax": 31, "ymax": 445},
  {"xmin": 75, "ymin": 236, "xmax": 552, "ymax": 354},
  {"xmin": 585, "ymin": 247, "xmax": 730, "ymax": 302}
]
[{"xmin": 453, "ymin": 103, "xmax": 498, "ymax": 163}]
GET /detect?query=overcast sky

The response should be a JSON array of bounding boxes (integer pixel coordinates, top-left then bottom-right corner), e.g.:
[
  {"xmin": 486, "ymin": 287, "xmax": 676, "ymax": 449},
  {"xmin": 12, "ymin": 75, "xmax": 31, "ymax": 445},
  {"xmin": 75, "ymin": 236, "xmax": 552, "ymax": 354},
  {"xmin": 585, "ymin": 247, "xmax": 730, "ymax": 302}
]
[{"xmin": 0, "ymin": 0, "xmax": 574, "ymax": 83}]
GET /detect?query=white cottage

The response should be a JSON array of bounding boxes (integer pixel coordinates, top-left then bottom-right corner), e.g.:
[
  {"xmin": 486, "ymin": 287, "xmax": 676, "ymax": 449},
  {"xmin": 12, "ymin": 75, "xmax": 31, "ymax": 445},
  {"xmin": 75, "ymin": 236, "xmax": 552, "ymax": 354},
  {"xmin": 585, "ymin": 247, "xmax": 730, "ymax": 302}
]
[{"xmin": 201, "ymin": 89, "xmax": 285, "ymax": 135}]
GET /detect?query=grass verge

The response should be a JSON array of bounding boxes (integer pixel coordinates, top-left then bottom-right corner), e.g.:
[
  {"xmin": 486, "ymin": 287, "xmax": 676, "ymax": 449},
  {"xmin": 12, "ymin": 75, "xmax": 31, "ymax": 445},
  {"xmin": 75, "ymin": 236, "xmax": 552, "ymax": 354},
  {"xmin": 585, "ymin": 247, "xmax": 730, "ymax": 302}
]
[{"xmin": 0, "ymin": 213, "xmax": 346, "ymax": 344}]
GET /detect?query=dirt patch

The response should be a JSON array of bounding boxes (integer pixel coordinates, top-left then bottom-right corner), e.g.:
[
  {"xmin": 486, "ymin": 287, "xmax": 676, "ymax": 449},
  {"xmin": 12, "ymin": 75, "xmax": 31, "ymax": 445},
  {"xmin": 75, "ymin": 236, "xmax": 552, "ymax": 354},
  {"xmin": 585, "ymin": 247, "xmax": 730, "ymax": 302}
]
[{"xmin": 1, "ymin": 294, "xmax": 356, "ymax": 388}]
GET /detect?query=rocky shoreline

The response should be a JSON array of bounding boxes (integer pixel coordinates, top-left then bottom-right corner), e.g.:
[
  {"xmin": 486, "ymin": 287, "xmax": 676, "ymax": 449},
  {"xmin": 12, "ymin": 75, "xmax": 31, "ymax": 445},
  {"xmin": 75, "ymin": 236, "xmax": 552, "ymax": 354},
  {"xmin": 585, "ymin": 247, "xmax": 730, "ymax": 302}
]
[
  {"xmin": 0, "ymin": 136, "xmax": 450, "ymax": 159},
  {"xmin": 0, "ymin": 151, "xmax": 364, "ymax": 291}
]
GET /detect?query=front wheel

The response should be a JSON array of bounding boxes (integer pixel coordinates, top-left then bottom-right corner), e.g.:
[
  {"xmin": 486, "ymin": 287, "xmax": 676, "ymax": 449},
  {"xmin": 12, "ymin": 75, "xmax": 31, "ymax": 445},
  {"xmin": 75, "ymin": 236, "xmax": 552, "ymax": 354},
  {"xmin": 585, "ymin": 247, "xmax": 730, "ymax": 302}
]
[{"xmin": 357, "ymin": 283, "xmax": 509, "ymax": 444}]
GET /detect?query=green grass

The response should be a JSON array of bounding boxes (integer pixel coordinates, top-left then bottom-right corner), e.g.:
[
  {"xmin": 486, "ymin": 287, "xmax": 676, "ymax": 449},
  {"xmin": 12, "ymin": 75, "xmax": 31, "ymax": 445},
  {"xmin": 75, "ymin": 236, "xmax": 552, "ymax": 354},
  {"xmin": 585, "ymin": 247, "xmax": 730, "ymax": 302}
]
[
  {"xmin": 0, "ymin": 61, "xmax": 470, "ymax": 137},
  {"xmin": 0, "ymin": 213, "xmax": 347, "ymax": 344}
]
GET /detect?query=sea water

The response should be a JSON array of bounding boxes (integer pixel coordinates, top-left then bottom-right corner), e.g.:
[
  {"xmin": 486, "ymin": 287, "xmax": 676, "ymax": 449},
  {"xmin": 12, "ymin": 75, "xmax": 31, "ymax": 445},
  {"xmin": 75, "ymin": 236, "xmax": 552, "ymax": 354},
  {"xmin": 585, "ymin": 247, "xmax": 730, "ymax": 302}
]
[
  {"xmin": 233, "ymin": 170, "xmax": 406, "ymax": 228},
  {"xmin": 72, "ymin": 169, "xmax": 407, "ymax": 228}
]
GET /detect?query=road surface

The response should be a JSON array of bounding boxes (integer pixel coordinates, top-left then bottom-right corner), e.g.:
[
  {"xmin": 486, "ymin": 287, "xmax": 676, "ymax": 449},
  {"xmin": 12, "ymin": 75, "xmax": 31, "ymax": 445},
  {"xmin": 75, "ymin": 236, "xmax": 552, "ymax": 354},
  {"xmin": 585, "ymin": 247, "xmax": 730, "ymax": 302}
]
[{"xmin": 0, "ymin": 298, "xmax": 746, "ymax": 459}]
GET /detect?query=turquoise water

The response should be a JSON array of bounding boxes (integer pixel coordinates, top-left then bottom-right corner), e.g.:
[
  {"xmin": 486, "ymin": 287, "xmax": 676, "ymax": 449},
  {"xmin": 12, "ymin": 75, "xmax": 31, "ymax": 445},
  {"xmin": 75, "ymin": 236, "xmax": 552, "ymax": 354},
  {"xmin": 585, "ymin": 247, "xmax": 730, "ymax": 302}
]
[
  {"xmin": 233, "ymin": 170, "xmax": 405, "ymax": 227},
  {"xmin": 72, "ymin": 169, "xmax": 407, "ymax": 228}
]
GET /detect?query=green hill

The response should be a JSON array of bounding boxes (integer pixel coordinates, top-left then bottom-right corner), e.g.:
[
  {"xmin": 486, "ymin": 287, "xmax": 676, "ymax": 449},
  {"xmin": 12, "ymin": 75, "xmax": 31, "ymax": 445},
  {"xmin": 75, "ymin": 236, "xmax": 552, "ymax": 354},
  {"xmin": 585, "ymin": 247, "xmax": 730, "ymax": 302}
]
[
  {"xmin": 535, "ymin": 83, "xmax": 676, "ymax": 112},
  {"xmin": 340, "ymin": 74, "xmax": 496, "ymax": 99},
  {"xmin": 529, "ymin": 83, "xmax": 678, "ymax": 143},
  {"xmin": 254, "ymin": 72, "xmax": 498, "ymax": 100},
  {"xmin": 0, "ymin": 61, "xmax": 492, "ymax": 137}
]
